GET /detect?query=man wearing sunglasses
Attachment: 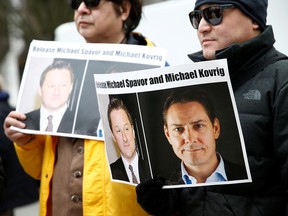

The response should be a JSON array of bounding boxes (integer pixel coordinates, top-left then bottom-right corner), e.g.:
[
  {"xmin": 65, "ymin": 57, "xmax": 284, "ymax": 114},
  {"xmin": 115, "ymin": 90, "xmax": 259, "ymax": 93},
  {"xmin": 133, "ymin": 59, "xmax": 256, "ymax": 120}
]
[
  {"xmin": 3, "ymin": 0, "xmax": 155, "ymax": 215},
  {"xmin": 72, "ymin": 0, "xmax": 154, "ymax": 45},
  {"xmin": 136, "ymin": 0, "xmax": 288, "ymax": 215}
]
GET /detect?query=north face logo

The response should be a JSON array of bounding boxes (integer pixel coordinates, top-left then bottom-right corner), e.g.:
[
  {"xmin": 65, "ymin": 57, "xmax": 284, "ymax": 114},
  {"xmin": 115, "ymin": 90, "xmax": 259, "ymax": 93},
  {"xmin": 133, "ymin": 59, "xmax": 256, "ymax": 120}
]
[{"xmin": 243, "ymin": 90, "xmax": 261, "ymax": 100}]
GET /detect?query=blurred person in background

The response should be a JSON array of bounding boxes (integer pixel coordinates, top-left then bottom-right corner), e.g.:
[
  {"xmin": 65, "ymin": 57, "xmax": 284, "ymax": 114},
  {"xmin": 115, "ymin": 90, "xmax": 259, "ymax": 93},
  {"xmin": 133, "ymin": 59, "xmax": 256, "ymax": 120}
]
[
  {"xmin": 0, "ymin": 75, "xmax": 39, "ymax": 216},
  {"xmin": 0, "ymin": 158, "xmax": 6, "ymax": 208}
]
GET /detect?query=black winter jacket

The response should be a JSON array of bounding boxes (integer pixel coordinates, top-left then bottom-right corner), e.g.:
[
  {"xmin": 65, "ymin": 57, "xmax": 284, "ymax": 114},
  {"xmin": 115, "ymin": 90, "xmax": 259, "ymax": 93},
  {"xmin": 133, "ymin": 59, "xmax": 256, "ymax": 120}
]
[
  {"xmin": 137, "ymin": 26, "xmax": 288, "ymax": 216},
  {"xmin": 0, "ymin": 91, "xmax": 39, "ymax": 212},
  {"xmin": 187, "ymin": 25, "xmax": 288, "ymax": 216}
]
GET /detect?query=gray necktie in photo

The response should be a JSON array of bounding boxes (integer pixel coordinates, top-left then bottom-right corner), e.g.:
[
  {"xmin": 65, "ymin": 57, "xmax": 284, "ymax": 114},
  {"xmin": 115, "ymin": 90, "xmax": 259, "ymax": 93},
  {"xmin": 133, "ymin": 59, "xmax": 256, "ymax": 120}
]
[
  {"xmin": 128, "ymin": 164, "xmax": 138, "ymax": 184},
  {"xmin": 45, "ymin": 115, "xmax": 53, "ymax": 132}
]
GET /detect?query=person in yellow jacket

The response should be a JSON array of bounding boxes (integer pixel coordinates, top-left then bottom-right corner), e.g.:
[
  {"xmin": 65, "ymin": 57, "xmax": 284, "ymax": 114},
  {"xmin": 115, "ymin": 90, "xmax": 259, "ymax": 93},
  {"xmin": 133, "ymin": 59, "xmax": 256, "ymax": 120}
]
[{"xmin": 3, "ymin": 0, "xmax": 155, "ymax": 215}]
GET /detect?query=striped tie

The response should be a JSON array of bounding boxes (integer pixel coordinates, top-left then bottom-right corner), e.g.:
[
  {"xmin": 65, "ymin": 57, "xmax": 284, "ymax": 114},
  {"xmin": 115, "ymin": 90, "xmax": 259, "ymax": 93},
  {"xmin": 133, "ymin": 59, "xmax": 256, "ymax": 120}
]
[
  {"xmin": 45, "ymin": 115, "xmax": 53, "ymax": 132},
  {"xmin": 128, "ymin": 165, "xmax": 138, "ymax": 184}
]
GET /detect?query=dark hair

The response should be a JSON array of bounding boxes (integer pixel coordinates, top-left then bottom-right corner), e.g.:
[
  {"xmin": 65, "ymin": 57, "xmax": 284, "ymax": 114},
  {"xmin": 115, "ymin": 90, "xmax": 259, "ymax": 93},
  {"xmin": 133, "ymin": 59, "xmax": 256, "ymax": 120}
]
[
  {"xmin": 40, "ymin": 60, "xmax": 74, "ymax": 87},
  {"xmin": 163, "ymin": 88, "xmax": 217, "ymax": 127},
  {"xmin": 69, "ymin": 0, "xmax": 142, "ymax": 34},
  {"xmin": 107, "ymin": 97, "xmax": 133, "ymax": 130},
  {"xmin": 111, "ymin": 0, "xmax": 142, "ymax": 33}
]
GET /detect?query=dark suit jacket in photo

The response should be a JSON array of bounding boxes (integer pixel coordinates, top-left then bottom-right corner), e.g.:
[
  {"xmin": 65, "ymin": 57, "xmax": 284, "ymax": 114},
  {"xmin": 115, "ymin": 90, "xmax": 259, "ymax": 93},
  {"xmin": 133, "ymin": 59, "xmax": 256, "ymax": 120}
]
[
  {"xmin": 167, "ymin": 158, "xmax": 248, "ymax": 185},
  {"xmin": 110, "ymin": 156, "xmax": 151, "ymax": 183},
  {"xmin": 24, "ymin": 108, "xmax": 75, "ymax": 134}
]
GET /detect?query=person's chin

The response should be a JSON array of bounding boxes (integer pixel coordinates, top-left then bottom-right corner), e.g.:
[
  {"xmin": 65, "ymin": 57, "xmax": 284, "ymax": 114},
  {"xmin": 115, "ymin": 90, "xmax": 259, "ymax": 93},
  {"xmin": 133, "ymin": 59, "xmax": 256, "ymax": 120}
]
[{"xmin": 203, "ymin": 50, "xmax": 216, "ymax": 60}]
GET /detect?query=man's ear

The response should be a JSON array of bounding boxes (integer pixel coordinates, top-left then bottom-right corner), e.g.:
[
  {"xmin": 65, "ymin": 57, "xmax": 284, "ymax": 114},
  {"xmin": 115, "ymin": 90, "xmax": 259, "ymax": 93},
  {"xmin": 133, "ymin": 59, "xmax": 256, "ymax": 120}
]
[
  {"xmin": 213, "ymin": 117, "xmax": 221, "ymax": 139},
  {"xmin": 164, "ymin": 125, "xmax": 172, "ymax": 146},
  {"xmin": 252, "ymin": 20, "xmax": 261, "ymax": 31},
  {"xmin": 112, "ymin": 133, "xmax": 116, "ymax": 142},
  {"xmin": 69, "ymin": 84, "xmax": 73, "ymax": 94},
  {"xmin": 38, "ymin": 87, "xmax": 42, "ymax": 97},
  {"xmin": 120, "ymin": 0, "xmax": 131, "ymax": 22},
  {"xmin": 132, "ymin": 126, "xmax": 135, "ymax": 139}
]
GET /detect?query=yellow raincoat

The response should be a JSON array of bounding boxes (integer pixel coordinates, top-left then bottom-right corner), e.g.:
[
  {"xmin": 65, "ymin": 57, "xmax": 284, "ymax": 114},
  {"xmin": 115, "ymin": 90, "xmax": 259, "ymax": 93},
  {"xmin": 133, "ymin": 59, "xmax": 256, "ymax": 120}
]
[{"xmin": 14, "ymin": 135, "xmax": 149, "ymax": 216}]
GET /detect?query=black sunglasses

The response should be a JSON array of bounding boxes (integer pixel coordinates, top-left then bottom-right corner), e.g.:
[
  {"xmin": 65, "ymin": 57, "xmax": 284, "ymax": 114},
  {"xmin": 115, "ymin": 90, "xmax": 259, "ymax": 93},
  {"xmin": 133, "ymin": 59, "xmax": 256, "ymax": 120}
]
[
  {"xmin": 69, "ymin": 0, "xmax": 101, "ymax": 10},
  {"xmin": 188, "ymin": 4, "xmax": 235, "ymax": 29}
]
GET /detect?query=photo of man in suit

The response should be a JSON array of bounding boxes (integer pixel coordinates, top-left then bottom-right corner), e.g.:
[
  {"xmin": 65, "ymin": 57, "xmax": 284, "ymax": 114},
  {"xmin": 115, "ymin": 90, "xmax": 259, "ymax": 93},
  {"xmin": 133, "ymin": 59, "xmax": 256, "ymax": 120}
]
[
  {"xmin": 163, "ymin": 89, "xmax": 247, "ymax": 185},
  {"xmin": 107, "ymin": 97, "xmax": 150, "ymax": 184},
  {"xmin": 23, "ymin": 60, "xmax": 75, "ymax": 133}
]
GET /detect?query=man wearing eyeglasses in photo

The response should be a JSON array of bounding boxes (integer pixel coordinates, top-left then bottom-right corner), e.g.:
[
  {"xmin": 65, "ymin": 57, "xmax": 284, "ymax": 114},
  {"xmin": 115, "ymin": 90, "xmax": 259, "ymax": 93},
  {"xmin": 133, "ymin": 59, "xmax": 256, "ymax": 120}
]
[
  {"xmin": 3, "ymin": 0, "xmax": 155, "ymax": 215},
  {"xmin": 136, "ymin": 0, "xmax": 288, "ymax": 215}
]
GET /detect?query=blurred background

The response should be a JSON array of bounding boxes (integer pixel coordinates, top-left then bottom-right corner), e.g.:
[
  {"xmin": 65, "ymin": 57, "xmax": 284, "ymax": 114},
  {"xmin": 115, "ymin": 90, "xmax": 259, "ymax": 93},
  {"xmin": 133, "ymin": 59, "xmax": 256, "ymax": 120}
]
[{"xmin": 0, "ymin": 0, "xmax": 287, "ymax": 215}]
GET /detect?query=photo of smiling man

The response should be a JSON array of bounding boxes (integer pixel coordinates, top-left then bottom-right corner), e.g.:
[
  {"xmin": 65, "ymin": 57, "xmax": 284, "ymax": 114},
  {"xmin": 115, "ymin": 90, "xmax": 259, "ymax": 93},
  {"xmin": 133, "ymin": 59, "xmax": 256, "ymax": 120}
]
[
  {"xmin": 23, "ymin": 59, "xmax": 75, "ymax": 133},
  {"xmin": 162, "ymin": 88, "xmax": 247, "ymax": 185},
  {"xmin": 107, "ymin": 97, "xmax": 151, "ymax": 184}
]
